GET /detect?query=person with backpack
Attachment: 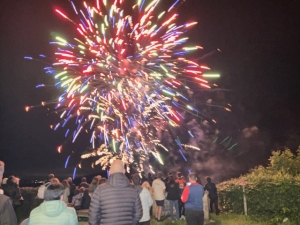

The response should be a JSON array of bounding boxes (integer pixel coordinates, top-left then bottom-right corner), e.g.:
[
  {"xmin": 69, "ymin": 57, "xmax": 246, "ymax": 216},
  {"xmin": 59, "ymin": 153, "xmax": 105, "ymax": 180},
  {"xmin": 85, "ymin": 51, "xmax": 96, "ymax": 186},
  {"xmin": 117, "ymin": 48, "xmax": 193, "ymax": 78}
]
[{"xmin": 204, "ymin": 177, "xmax": 219, "ymax": 215}]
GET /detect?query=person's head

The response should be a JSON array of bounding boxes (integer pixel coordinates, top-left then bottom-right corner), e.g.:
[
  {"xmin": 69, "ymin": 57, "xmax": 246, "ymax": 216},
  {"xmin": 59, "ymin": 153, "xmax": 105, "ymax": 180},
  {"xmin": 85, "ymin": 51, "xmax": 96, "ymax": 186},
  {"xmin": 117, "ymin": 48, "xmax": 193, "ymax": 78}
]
[
  {"xmin": 51, "ymin": 178, "xmax": 60, "ymax": 184},
  {"xmin": 61, "ymin": 179, "xmax": 69, "ymax": 188},
  {"xmin": 132, "ymin": 174, "xmax": 141, "ymax": 186},
  {"xmin": 168, "ymin": 176, "xmax": 175, "ymax": 184},
  {"xmin": 157, "ymin": 172, "xmax": 164, "ymax": 179},
  {"xmin": 168, "ymin": 172, "xmax": 173, "ymax": 177},
  {"xmin": 67, "ymin": 177, "xmax": 72, "ymax": 183},
  {"xmin": 99, "ymin": 178, "xmax": 107, "ymax": 185},
  {"xmin": 81, "ymin": 177, "xmax": 87, "ymax": 183},
  {"xmin": 78, "ymin": 187, "xmax": 85, "ymax": 193},
  {"xmin": 109, "ymin": 159, "xmax": 124, "ymax": 174},
  {"xmin": 7, "ymin": 176, "xmax": 17, "ymax": 185},
  {"xmin": 48, "ymin": 174, "xmax": 55, "ymax": 181},
  {"xmin": 188, "ymin": 173, "xmax": 198, "ymax": 182},
  {"xmin": 206, "ymin": 177, "xmax": 211, "ymax": 183},
  {"xmin": 177, "ymin": 172, "xmax": 182, "ymax": 179},
  {"xmin": 44, "ymin": 183, "xmax": 65, "ymax": 201}
]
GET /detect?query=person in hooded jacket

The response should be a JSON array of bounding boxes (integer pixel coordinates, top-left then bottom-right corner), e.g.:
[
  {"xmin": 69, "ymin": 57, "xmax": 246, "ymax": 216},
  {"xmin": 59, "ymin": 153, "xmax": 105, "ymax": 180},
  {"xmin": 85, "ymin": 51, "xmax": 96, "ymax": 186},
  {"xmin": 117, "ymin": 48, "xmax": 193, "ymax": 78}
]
[
  {"xmin": 28, "ymin": 183, "xmax": 78, "ymax": 225},
  {"xmin": 89, "ymin": 160, "xmax": 143, "ymax": 225},
  {"xmin": 166, "ymin": 176, "xmax": 180, "ymax": 222},
  {"xmin": 132, "ymin": 174, "xmax": 153, "ymax": 225},
  {"xmin": 204, "ymin": 177, "xmax": 219, "ymax": 215}
]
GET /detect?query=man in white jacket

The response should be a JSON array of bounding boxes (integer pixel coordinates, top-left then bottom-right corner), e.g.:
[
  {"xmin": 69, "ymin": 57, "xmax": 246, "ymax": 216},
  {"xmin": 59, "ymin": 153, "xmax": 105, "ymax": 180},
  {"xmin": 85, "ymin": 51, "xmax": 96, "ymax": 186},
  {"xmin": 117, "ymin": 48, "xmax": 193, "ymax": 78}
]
[{"xmin": 132, "ymin": 174, "xmax": 153, "ymax": 225}]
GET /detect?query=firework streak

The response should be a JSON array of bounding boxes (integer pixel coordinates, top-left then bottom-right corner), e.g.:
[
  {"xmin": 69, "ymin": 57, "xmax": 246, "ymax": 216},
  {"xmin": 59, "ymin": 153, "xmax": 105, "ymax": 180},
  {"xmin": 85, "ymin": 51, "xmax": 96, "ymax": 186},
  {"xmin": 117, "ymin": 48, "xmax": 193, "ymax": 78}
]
[{"xmin": 27, "ymin": 0, "xmax": 211, "ymax": 172}]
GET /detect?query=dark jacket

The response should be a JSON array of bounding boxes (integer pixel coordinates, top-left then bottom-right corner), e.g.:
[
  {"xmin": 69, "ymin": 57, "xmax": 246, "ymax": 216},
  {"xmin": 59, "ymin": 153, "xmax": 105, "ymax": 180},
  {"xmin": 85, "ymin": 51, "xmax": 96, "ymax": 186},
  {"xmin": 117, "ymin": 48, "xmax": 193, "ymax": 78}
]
[
  {"xmin": 204, "ymin": 181, "xmax": 218, "ymax": 199},
  {"xmin": 81, "ymin": 190, "xmax": 91, "ymax": 209},
  {"xmin": 68, "ymin": 182, "xmax": 76, "ymax": 203},
  {"xmin": 0, "ymin": 194, "xmax": 18, "ymax": 225},
  {"xmin": 2, "ymin": 183, "xmax": 22, "ymax": 208},
  {"xmin": 166, "ymin": 182, "xmax": 180, "ymax": 200},
  {"xmin": 89, "ymin": 172, "xmax": 143, "ymax": 225}
]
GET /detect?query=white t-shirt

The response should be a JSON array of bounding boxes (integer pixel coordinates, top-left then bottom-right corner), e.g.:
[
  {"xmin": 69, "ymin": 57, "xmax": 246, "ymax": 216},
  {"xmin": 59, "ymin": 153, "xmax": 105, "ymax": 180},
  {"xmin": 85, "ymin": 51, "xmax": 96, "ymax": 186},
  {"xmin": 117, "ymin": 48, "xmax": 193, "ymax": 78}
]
[{"xmin": 152, "ymin": 179, "xmax": 166, "ymax": 200}]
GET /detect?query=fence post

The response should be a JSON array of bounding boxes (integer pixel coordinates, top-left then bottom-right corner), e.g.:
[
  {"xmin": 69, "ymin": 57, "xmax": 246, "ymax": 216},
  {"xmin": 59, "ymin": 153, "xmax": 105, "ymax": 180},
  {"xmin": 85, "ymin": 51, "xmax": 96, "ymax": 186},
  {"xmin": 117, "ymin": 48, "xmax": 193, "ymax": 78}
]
[
  {"xmin": 203, "ymin": 190, "xmax": 210, "ymax": 221},
  {"xmin": 239, "ymin": 181, "xmax": 248, "ymax": 216}
]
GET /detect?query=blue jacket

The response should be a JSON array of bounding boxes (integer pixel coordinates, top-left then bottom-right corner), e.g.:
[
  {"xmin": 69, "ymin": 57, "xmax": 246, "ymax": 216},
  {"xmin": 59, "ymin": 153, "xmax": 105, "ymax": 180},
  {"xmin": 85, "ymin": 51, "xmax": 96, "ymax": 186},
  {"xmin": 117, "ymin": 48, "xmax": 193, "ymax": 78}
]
[{"xmin": 181, "ymin": 183, "xmax": 204, "ymax": 211}]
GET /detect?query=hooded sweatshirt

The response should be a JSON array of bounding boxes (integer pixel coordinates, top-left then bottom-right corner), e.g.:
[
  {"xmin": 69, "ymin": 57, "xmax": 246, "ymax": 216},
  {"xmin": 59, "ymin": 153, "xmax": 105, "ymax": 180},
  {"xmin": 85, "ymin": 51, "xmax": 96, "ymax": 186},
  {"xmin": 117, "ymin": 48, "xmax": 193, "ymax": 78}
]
[
  {"xmin": 28, "ymin": 200, "xmax": 78, "ymax": 225},
  {"xmin": 89, "ymin": 172, "xmax": 143, "ymax": 225}
]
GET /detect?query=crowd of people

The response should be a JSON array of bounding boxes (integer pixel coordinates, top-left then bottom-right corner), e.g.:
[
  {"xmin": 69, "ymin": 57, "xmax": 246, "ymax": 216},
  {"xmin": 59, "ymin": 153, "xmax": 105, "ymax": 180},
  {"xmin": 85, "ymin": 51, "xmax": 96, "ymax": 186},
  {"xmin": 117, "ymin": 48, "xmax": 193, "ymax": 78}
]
[{"xmin": 0, "ymin": 159, "xmax": 219, "ymax": 225}]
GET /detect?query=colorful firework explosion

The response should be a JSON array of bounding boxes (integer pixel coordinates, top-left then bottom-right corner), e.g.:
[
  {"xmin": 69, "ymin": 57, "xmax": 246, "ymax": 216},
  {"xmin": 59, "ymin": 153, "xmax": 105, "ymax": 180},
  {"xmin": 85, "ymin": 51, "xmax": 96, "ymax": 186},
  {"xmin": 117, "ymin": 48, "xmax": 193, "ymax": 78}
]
[{"xmin": 26, "ymin": 0, "xmax": 216, "ymax": 173}]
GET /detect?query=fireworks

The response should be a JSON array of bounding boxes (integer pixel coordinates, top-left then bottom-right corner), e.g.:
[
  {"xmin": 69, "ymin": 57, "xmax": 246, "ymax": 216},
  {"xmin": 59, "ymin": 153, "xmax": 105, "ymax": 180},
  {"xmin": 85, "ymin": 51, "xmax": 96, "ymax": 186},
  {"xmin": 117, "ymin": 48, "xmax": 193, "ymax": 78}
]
[{"xmin": 26, "ymin": 0, "xmax": 214, "ymax": 172}]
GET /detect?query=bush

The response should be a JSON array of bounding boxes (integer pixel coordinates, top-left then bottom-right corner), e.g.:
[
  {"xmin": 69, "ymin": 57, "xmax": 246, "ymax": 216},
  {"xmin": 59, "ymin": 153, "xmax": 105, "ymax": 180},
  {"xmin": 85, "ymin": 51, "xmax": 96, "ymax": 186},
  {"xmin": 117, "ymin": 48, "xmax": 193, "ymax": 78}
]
[
  {"xmin": 218, "ymin": 149, "xmax": 300, "ymax": 225},
  {"xmin": 16, "ymin": 187, "xmax": 43, "ymax": 222}
]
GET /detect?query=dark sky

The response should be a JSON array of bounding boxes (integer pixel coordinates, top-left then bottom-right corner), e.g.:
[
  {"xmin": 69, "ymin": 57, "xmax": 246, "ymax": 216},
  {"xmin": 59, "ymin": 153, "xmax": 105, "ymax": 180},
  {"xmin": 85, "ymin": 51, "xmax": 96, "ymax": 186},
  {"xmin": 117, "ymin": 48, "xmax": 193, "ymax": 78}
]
[{"xmin": 1, "ymin": 0, "xmax": 300, "ymax": 180}]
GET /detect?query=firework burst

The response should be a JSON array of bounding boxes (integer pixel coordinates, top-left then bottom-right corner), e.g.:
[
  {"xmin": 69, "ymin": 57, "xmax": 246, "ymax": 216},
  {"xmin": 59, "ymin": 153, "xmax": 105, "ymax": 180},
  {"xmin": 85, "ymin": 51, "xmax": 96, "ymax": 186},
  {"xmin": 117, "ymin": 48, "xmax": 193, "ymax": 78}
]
[{"xmin": 26, "ymin": 0, "xmax": 213, "ymax": 172}]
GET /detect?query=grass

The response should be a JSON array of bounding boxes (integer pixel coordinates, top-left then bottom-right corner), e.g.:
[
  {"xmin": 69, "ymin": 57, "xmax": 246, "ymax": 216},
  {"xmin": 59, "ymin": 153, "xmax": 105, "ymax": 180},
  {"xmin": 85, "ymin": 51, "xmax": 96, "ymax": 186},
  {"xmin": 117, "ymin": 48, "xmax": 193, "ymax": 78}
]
[{"xmin": 151, "ymin": 213, "xmax": 295, "ymax": 225}]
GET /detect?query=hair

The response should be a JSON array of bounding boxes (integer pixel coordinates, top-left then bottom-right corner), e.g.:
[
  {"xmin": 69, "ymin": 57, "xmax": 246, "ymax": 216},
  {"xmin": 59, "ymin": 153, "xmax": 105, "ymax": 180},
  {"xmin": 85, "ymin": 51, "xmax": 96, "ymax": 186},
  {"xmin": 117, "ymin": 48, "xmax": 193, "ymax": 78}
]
[
  {"xmin": 142, "ymin": 181, "xmax": 153, "ymax": 195},
  {"xmin": 168, "ymin": 176, "xmax": 175, "ymax": 184},
  {"xmin": 67, "ymin": 177, "xmax": 72, "ymax": 182},
  {"xmin": 81, "ymin": 177, "xmax": 87, "ymax": 182},
  {"xmin": 99, "ymin": 178, "xmax": 107, "ymax": 185},
  {"xmin": 61, "ymin": 179, "xmax": 69, "ymax": 189},
  {"xmin": 168, "ymin": 172, "xmax": 173, "ymax": 177},
  {"xmin": 44, "ymin": 183, "xmax": 65, "ymax": 201},
  {"xmin": 132, "ymin": 174, "xmax": 141, "ymax": 186},
  {"xmin": 157, "ymin": 172, "xmax": 164, "ymax": 179},
  {"xmin": 7, "ymin": 176, "xmax": 17, "ymax": 186},
  {"xmin": 188, "ymin": 173, "xmax": 197, "ymax": 181},
  {"xmin": 206, "ymin": 177, "xmax": 211, "ymax": 182},
  {"xmin": 48, "ymin": 174, "xmax": 55, "ymax": 180},
  {"xmin": 177, "ymin": 172, "xmax": 182, "ymax": 178}
]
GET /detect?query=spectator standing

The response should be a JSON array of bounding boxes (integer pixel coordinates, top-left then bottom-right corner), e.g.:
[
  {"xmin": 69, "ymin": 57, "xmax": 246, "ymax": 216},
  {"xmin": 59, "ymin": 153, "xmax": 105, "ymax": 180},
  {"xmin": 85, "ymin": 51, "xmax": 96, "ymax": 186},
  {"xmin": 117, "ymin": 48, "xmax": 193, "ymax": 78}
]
[
  {"xmin": 2, "ymin": 176, "xmax": 23, "ymax": 209},
  {"xmin": 152, "ymin": 172, "xmax": 166, "ymax": 222},
  {"xmin": 28, "ymin": 183, "xmax": 78, "ymax": 225},
  {"xmin": 79, "ymin": 177, "xmax": 89, "ymax": 189},
  {"xmin": 204, "ymin": 177, "xmax": 219, "ymax": 215},
  {"xmin": 166, "ymin": 176, "xmax": 180, "ymax": 222},
  {"xmin": 132, "ymin": 175, "xmax": 153, "ymax": 225},
  {"xmin": 89, "ymin": 159, "xmax": 142, "ymax": 225},
  {"xmin": 175, "ymin": 172, "xmax": 186, "ymax": 219},
  {"xmin": 0, "ymin": 194, "xmax": 18, "ymax": 225},
  {"xmin": 67, "ymin": 177, "xmax": 76, "ymax": 203},
  {"xmin": 181, "ymin": 173, "xmax": 204, "ymax": 225},
  {"xmin": 61, "ymin": 180, "xmax": 70, "ymax": 204}
]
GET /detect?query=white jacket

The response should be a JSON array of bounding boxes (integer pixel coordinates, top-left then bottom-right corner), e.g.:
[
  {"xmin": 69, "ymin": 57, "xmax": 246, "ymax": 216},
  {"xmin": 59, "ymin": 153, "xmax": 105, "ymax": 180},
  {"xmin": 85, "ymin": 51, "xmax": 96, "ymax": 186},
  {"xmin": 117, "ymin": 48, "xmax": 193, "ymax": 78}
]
[{"xmin": 139, "ymin": 188, "xmax": 153, "ymax": 222}]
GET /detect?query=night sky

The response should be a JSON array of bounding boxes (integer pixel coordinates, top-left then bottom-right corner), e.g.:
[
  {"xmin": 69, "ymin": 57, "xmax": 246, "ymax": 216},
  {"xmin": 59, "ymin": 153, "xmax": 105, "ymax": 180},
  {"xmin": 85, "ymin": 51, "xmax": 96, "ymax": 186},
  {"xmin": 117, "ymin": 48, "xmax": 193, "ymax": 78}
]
[{"xmin": 1, "ymin": 0, "xmax": 300, "ymax": 181}]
